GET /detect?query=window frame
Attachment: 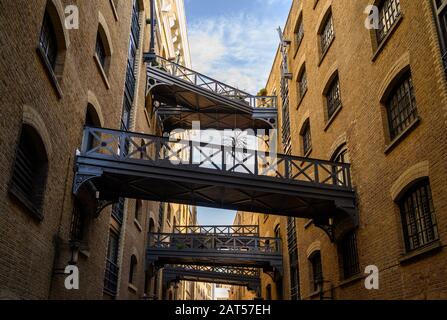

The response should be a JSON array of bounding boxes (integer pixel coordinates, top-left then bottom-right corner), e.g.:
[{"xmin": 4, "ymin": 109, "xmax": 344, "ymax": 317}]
[
  {"xmin": 385, "ymin": 71, "xmax": 418, "ymax": 141},
  {"xmin": 398, "ymin": 179, "xmax": 439, "ymax": 253},
  {"xmin": 309, "ymin": 251, "xmax": 323, "ymax": 292},
  {"xmin": 301, "ymin": 120, "xmax": 312, "ymax": 156},
  {"xmin": 319, "ymin": 11, "xmax": 335, "ymax": 59},
  {"xmin": 338, "ymin": 231, "xmax": 360, "ymax": 280},
  {"xmin": 325, "ymin": 74, "xmax": 342, "ymax": 120},
  {"xmin": 376, "ymin": 0, "xmax": 402, "ymax": 46}
]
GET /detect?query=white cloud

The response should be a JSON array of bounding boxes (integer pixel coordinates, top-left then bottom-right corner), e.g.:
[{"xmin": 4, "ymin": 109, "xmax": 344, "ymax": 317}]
[{"xmin": 188, "ymin": 12, "xmax": 284, "ymax": 94}]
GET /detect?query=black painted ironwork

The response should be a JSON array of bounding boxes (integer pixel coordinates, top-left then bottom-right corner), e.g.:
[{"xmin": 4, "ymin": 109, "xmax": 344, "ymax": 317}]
[
  {"xmin": 163, "ymin": 265, "xmax": 260, "ymax": 290},
  {"xmin": 73, "ymin": 126, "xmax": 357, "ymax": 229},
  {"xmin": 147, "ymin": 232, "xmax": 282, "ymax": 274},
  {"xmin": 174, "ymin": 225, "xmax": 259, "ymax": 236}
]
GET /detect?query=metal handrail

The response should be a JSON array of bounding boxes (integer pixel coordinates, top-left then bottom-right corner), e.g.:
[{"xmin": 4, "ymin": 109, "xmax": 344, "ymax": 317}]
[
  {"xmin": 149, "ymin": 233, "xmax": 282, "ymax": 254},
  {"xmin": 165, "ymin": 265, "xmax": 260, "ymax": 277},
  {"xmin": 148, "ymin": 55, "xmax": 277, "ymax": 109},
  {"xmin": 79, "ymin": 126, "xmax": 353, "ymax": 190},
  {"xmin": 173, "ymin": 225, "xmax": 259, "ymax": 236}
]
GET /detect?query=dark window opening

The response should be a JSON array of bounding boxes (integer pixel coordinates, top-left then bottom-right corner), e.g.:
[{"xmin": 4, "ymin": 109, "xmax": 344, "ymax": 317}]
[
  {"xmin": 298, "ymin": 68, "xmax": 308, "ymax": 100},
  {"xmin": 96, "ymin": 33, "xmax": 107, "ymax": 69},
  {"xmin": 129, "ymin": 255, "xmax": 137, "ymax": 284},
  {"xmin": 39, "ymin": 12, "xmax": 58, "ymax": 70},
  {"xmin": 104, "ymin": 231, "xmax": 120, "ymax": 295},
  {"xmin": 309, "ymin": 251, "xmax": 323, "ymax": 292},
  {"xmin": 301, "ymin": 121, "xmax": 312, "ymax": 155},
  {"xmin": 9, "ymin": 125, "xmax": 48, "ymax": 219},
  {"xmin": 399, "ymin": 179, "xmax": 439, "ymax": 252},
  {"xmin": 70, "ymin": 202, "xmax": 87, "ymax": 241},
  {"xmin": 339, "ymin": 231, "xmax": 360, "ymax": 279}
]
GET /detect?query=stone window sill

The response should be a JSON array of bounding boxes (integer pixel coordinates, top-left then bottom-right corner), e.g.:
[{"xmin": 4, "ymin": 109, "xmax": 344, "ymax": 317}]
[
  {"xmin": 399, "ymin": 240, "xmax": 443, "ymax": 265},
  {"xmin": 339, "ymin": 273, "xmax": 364, "ymax": 287},
  {"xmin": 134, "ymin": 219, "xmax": 143, "ymax": 232},
  {"xmin": 94, "ymin": 54, "xmax": 111, "ymax": 90},
  {"xmin": 372, "ymin": 15, "xmax": 403, "ymax": 62},
  {"xmin": 384, "ymin": 116, "xmax": 421, "ymax": 154},
  {"xmin": 324, "ymin": 104, "xmax": 342, "ymax": 132},
  {"xmin": 36, "ymin": 47, "xmax": 63, "ymax": 99},
  {"xmin": 128, "ymin": 283, "xmax": 138, "ymax": 293}
]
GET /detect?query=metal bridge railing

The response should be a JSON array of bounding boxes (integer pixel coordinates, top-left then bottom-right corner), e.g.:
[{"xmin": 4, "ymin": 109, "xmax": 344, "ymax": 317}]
[
  {"xmin": 164, "ymin": 265, "xmax": 260, "ymax": 278},
  {"xmin": 148, "ymin": 55, "xmax": 277, "ymax": 110},
  {"xmin": 148, "ymin": 233, "xmax": 282, "ymax": 254},
  {"xmin": 173, "ymin": 225, "xmax": 259, "ymax": 236},
  {"xmin": 79, "ymin": 127, "xmax": 353, "ymax": 190}
]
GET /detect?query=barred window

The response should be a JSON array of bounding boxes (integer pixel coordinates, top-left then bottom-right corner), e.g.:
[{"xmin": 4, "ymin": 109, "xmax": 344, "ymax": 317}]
[
  {"xmin": 298, "ymin": 67, "xmax": 308, "ymax": 99},
  {"xmin": 309, "ymin": 251, "xmax": 323, "ymax": 292},
  {"xmin": 326, "ymin": 75, "xmax": 342, "ymax": 119},
  {"xmin": 432, "ymin": 0, "xmax": 447, "ymax": 75},
  {"xmin": 39, "ymin": 12, "xmax": 58, "ymax": 70},
  {"xmin": 104, "ymin": 231, "xmax": 120, "ymax": 295},
  {"xmin": 320, "ymin": 13, "xmax": 334, "ymax": 55},
  {"xmin": 376, "ymin": 0, "xmax": 401, "ymax": 45},
  {"xmin": 301, "ymin": 120, "xmax": 312, "ymax": 155},
  {"xmin": 295, "ymin": 16, "xmax": 304, "ymax": 48},
  {"xmin": 331, "ymin": 144, "xmax": 349, "ymax": 186},
  {"xmin": 386, "ymin": 72, "xmax": 418, "ymax": 140},
  {"xmin": 339, "ymin": 231, "xmax": 360, "ymax": 279},
  {"xmin": 70, "ymin": 202, "xmax": 86, "ymax": 241},
  {"xmin": 9, "ymin": 125, "xmax": 48, "ymax": 220},
  {"xmin": 399, "ymin": 179, "xmax": 439, "ymax": 252},
  {"xmin": 96, "ymin": 33, "xmax": 107, "ymax": 69}
]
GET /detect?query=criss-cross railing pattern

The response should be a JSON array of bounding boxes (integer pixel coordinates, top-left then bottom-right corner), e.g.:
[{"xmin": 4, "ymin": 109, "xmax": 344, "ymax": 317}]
[
  {"xmin": 149, "ymin": 233, "xmax": 281, "ymax": 254},
  {"xmin": 164, "ymin": 265, "xmax": 260, "ymax": 278},
  {"xmin": 80, "ymin": 127, "xmax": 353, "ymax": 189},
  {"xmin": 174, "ymin": 225, "xmax": 259, "ymax": 236},
  {"xmin": 148, "ymin": 55, "xmax": 277, "ymax": 109}
]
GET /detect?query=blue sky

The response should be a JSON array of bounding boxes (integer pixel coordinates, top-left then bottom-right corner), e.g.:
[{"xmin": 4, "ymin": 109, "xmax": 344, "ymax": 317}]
[
  {"xmin": 184, "ymin": 0, "xmax": 292, "ymax": 226},
  {"xmin": 184, "ymin": 0, "xmax": 292, "ymax": 94}
]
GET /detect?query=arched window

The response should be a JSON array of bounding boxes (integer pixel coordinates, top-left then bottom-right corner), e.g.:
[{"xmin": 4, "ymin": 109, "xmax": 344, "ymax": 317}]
[
  {"xmin": 9, "ymin": 124, "xmax": 49, "ymax": 220},
  {"xmin": 399, "ymin": 179, "xmax": 438, "ymax": 252},
  {"xmin": 376, "ymin": 0, "xmax": 401, "ymax": 45},
  {"xmin": 300, "ymin": 119, "xmax": 312, "ymax": 155},
  {"xmin": 309, "ymin": 251, "xmax": 323, "ymax": 292},
  {"xmin": 318, "ymin": 9, "xmax": 334, "ymax": 58},
  {"xmin": 384, "ymin": 70, "xmax": 418, "ymax": 141},
  {"xmin": 324, "ymin": 73, "xmax": 342, "ymax": 120},
  {"xmin": 95, "ymin": 14, "xmax": 113, "ymax": 77},
  {"xmin": 294, "ymin": 13, "xmax": 304, "ymax": 49},
  {"xmin": 84, "ymin": 103, "xmax": 102, "ymax": 151},
  {"xmin": 297, "ymin": 64, "xmax": 308, "ymax": 101},
  {"xmin": 129, "ymin": 255, "xmax": 138, "ymax": 284},
  {"xmin": 39, "ymin": 12, "xmax": 58, "ymax": 70},
  {"xmin": 331, "ymin": 144, "xmax": 349, "ymax": 186}
]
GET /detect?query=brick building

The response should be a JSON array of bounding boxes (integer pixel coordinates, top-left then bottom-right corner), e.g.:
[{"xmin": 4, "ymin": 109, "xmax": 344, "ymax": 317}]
[
  {"xmin": 256, "ymin": 0, "xmax": 447, "ymax": 300},
  {"xmin": 0, "ymin": 0, "xmax": 192, "ymax": 300}
]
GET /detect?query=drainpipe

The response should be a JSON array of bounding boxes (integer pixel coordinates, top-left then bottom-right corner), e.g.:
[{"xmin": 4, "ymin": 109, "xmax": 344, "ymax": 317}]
[{"xmin": 144, "ymin": 0, "xmax": 156, "ymax": 62}]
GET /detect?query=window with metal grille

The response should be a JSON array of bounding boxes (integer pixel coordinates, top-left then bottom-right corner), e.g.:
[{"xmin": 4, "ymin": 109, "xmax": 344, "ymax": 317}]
[
  {"xmin": 287, "ymin": 217, "xmax": 300, "ymax": 300},
  {"xmin": 399, "ymin": 179, "xmax": 439, "ymax": 252},
  {"xmin": 9, "ymin": 125, "xmax": 48, "ymax": 219},
  {"xmin": 326, "ymin": 75, "xmax": 341, "ymax": 119},
  {"xmin": 39, "ymin": 12, "xmax": 58, "ymax": 70},
  {"xmin": 376, "ymin": 0, "xmax": 401, "ymax": 45},
  {"xmin": 104, "ymin": 231, "xmax": 120, "ymax": 296},
  {"xmin": 112, "ymin": 198, "xmax": 125, "ymax": 224},
  {"xmin": 301, "ymin": 121, "xmax": 312, "ymax": 155},
  {"xmin": 339, "ymin": 231, "xmax": 360, "ymax": 279},
  {"xmin": 70, "ymin": 202, "xmax": 86, "ymax": 241},
  {"xmin": 332, "ymin": 144, "xmax": 349, "ymax": 186},
  {"xmin": 386, "ymin": 72, "xmax": 418, "ymax": 140},
  {"xmin": 432, "ymin": 0, "xmax": 447, "ymax": 76},
  {"xmin": 320, "ymin": 13, "xmax": 334, "ymax": 55},
  {"xmin": 298, "ymin": 67, "xmax": 308, "ymax": 100},
  {"xmin": 295, "ymin": 16, "xmax": 304, "ymax": 48},
  {"xmin": 96, "ymin": 33, "xmax": 107, "ymax": 69},
  {"xmin": 309, "ymin": 251, "xmax": 323, "ymax": 292}
]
